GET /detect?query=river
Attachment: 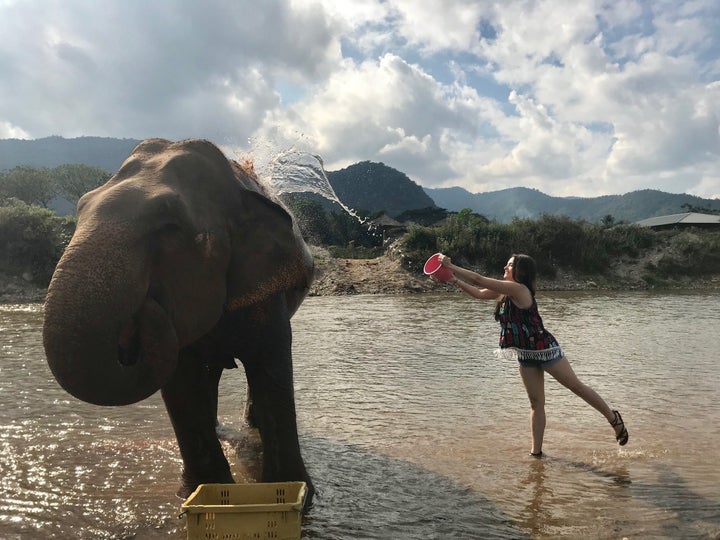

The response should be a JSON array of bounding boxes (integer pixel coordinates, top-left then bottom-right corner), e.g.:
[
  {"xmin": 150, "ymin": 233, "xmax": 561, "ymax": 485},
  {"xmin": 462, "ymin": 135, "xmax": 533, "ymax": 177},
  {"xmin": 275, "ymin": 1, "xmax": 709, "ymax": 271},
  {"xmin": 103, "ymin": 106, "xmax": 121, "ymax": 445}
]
[{"xmin": 1, "ymin": 291, "xmax": 718, "ymax": 539}]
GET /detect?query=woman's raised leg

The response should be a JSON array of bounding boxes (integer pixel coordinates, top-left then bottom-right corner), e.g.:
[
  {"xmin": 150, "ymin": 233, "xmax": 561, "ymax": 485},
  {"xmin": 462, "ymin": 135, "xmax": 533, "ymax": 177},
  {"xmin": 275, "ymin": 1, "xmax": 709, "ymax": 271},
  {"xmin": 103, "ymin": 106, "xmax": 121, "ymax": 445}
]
[{"xmin": 544, "ymin": 357, "xmax": 626, "ymax": 441}]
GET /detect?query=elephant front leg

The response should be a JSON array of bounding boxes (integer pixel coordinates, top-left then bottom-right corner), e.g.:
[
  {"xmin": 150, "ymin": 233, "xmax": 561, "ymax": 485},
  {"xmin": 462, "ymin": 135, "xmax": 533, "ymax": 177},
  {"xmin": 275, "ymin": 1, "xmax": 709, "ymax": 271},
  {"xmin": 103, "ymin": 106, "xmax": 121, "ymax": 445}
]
[
  {"xmin": 235, "ymin": 295, "xmax": 315, "ymax": 506},
  {"xmin": 161, "ymin": 348, "xmax": 233, "ymax": 498}
]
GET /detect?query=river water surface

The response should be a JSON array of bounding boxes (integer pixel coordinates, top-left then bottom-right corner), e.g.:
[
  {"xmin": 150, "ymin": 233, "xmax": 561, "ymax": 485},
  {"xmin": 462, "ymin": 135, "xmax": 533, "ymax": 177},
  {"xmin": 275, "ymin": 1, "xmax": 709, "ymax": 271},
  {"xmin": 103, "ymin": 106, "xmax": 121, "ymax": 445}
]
[{"xmin": 1, "ymin": 291, "xmax": 718, "ymax": 539}]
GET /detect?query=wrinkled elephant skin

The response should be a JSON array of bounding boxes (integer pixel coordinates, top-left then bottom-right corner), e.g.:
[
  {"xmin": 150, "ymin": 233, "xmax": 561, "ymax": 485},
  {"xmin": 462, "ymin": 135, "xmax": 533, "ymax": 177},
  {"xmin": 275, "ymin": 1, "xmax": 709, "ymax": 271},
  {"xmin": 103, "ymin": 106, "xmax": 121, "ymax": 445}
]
[{"xmin": 43, "ymin": 138, "xmax": 315, "ymax": 506}]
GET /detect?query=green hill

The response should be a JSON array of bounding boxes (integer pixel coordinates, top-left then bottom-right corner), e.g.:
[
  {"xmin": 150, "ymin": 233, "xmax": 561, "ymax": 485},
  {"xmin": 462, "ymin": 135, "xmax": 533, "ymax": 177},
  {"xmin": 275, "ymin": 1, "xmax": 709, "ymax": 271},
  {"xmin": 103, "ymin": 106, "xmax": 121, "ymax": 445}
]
[{"xmin": 327, "ymin": 161, "xmax": 436, "ymax": 217}]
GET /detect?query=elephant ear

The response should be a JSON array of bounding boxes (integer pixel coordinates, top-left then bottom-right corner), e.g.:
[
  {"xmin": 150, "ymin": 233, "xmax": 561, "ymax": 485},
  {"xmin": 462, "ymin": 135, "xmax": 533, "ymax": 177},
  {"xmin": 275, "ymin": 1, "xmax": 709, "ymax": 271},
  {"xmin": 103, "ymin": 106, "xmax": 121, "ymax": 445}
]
[{"xmin": 225, "ymin": 189, "xmax": 312, "ymax": 310}]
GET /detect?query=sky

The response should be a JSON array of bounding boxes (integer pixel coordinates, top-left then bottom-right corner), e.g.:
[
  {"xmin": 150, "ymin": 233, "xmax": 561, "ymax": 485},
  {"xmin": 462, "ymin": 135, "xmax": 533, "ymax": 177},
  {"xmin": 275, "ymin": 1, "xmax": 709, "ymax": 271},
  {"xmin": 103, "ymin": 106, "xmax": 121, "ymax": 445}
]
[{"xmin": 1, "ymin": 0, "xmax": 719, "ymax": 199}]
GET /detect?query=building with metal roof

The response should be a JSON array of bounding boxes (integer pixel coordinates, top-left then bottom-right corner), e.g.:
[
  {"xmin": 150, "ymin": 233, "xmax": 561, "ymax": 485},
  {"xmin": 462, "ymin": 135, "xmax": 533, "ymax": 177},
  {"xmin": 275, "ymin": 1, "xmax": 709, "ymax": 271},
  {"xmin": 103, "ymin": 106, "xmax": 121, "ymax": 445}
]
[{"xmin": 635, "ymin": 212, "xmax": 720, "ymax": 229}]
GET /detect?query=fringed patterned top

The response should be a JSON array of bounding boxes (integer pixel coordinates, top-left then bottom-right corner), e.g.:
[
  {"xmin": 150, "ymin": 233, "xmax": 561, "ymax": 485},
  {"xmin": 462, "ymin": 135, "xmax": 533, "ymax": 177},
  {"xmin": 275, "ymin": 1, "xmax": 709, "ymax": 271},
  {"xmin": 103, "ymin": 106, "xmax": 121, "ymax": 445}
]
[{"xmin": 494, "ymin": 296, "xmax": 564, "ymax": 362}]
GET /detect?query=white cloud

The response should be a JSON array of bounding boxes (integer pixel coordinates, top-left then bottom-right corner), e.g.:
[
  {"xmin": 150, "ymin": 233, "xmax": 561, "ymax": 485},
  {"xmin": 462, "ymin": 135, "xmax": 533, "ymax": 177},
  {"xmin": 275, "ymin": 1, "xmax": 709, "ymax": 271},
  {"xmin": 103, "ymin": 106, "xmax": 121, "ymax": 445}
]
[
  {"xmin": 693, "ymin": 173, "xmax": 720, "ymax": 200},
  {"xmin": 391, "ymin": 0, "xmax": 487, "ymax": 53},
  {"xmin": 0, "ymin": 121, "xmax": 30, "ymax": 139},
  {"xmin": 477, "ymin": 1, "xmax": 601, "ymax": 85},
  {"xmin": 0, "ymin": 0, "xmax": 719, "ymax": 200},
  {"xmin": 301, "ymin": 0, "xmax": 388, "ymax": 30},
  {"xmin": 252, "ymin": 53, "xmax": 493, "ymax": 185},
  {"xmin": 0, "ymin": 0, "xmax": 340, "ymax": 142}
]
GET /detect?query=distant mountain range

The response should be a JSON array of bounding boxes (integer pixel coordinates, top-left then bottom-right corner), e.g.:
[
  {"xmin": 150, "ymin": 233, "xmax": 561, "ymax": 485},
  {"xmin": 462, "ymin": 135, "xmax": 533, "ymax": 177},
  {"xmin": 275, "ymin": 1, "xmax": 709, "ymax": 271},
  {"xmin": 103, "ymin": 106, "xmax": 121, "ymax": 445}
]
[
  {"xmin": 0, "ymin": 135, "xmax": 141, "ymax": 172},
  {"xmin": 424, "ymin": 186, "xmax": 720, "ymax": 224},
  {"xmin": 2, "ymin": 136, "xmax": 718, "ymax": 223}
]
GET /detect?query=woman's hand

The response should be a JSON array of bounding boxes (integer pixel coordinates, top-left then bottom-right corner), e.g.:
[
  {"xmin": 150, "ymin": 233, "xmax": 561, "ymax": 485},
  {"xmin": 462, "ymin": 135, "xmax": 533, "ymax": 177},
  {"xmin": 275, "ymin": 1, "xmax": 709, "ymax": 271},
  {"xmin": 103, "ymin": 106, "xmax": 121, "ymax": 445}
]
[{"xmin": 438, "ymin": 254, "xmax": 452, "ymax": 267}]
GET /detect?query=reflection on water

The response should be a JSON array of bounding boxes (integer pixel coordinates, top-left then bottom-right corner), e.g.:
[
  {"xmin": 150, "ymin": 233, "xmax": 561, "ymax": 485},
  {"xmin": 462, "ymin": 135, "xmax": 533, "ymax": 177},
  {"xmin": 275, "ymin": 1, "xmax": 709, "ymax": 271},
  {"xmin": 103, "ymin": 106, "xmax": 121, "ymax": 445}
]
[{"xmin": 1, "ymin": 291, "xmax": 719, "ymax": 539}]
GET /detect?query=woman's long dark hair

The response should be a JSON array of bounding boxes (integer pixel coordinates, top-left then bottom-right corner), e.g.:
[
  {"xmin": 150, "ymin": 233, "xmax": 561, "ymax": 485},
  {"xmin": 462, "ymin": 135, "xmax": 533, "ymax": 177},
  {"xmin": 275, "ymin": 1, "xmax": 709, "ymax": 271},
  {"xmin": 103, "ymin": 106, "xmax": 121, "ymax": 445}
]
[
  {"xmin": 511, "ymin": 253, "xmax": 537, "ymax": 296},
  {"xmin": 494, "ymin": 254, "xmax": 537, "ymax": 320}
]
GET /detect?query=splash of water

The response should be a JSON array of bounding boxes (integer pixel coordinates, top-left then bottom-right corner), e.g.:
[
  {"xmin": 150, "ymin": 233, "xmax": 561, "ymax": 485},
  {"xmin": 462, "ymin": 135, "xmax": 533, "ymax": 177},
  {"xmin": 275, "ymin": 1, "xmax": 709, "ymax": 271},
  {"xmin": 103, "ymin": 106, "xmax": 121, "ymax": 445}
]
[
  {"xmin": 237, "ymin": 141, "xmax": 365, "ymax": 224},
  {"xmin": 268, "ymin": 149, "xmax": 364, "ymax": 222},
  {"xmin": 268, "ymin": 150, "xmax": 333, "ymax": 197}
]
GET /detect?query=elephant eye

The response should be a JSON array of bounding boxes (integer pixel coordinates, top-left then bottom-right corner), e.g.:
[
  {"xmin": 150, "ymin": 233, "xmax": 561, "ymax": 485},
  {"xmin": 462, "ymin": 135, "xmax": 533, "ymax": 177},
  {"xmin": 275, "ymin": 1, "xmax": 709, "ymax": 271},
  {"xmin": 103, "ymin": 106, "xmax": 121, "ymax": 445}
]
[
  {"xmin": 158, "ymin": 222, "xmax": 182, "ymax": 234},
  {"xmin": 148, "ymin": 222, "xmax": 185, "ymax": 255}
]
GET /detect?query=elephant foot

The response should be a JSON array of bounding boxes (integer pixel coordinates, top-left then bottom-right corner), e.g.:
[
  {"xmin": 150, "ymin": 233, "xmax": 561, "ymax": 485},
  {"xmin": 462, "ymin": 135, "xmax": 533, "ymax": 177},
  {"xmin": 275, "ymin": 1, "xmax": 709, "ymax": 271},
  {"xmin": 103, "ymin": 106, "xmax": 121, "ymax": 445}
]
[
  {"xmin": 302, "ymin": 479, "xmax": 316, "ymax": 511},
  {"xmin": 243, "ymin": 396, "xmax": 259, "ymax": 429},
  {"xmin": 175, "ymin": 484, "xmax": 194, "ymax": 500},
  {"xmin": 177, "ymin": 468, "xmax": 235, "ymax": 499}
]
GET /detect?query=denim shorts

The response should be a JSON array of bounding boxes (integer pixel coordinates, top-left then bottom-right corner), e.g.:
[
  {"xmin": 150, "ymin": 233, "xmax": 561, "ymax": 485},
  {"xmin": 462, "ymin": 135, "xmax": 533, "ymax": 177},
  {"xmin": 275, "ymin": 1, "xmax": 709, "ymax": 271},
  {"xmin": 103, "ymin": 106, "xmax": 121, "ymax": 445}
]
[{"xmin": 517, "ymin": 355, "xmax": 564, "ymax": 369}]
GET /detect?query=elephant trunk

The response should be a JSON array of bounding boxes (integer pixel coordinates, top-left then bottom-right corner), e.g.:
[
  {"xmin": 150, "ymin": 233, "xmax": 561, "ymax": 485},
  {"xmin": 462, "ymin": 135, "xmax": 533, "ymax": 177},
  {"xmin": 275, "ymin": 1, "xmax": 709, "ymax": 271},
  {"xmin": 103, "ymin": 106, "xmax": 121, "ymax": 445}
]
[{"xmin": 43, "ymin": 237, "xmax": 179, "ymax": 406}]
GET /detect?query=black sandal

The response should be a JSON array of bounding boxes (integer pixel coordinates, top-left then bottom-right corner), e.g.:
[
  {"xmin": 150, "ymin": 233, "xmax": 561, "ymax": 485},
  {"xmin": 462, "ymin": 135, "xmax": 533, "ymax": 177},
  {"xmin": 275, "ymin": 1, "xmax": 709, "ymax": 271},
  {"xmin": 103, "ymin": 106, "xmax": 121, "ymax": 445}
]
[
  {"xmin": 610, "ymin": 410, "xmax": 629, "ymax": 446},
  {"xmin": 529, "ymin": 451, "xmax": 543, "ymax": 458}
]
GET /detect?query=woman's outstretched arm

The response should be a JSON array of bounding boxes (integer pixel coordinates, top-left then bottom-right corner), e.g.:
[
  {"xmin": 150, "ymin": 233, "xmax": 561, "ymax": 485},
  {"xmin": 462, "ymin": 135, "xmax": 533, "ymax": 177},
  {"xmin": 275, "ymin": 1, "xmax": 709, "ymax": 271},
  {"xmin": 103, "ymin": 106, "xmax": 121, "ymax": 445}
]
[
  {"xmin": 449, "ymin": 275, "xmax": 500, "ymax": 300},
  {"xmin": 439, "ymin": 254, "xmax": 530, "ymax": 302}
]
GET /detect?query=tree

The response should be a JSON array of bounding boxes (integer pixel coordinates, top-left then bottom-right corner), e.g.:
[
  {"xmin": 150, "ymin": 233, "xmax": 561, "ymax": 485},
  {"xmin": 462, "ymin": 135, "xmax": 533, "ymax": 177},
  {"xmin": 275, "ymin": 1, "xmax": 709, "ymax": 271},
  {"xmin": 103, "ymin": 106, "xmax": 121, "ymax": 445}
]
[
  {"xmin": 282, "ymin": 196, "xmax": 334, "ymax": 245},
  {"xmin": 601, "ymin": 214, "xmax": 615, "ymax": 228},
  {"xmin": 681, "ymin": 203, "xmax": 720, "ymax": 215},
  {"xmin": 0, "ymin": 166, "xmax": 56, "ymax": 207},
  {"xmin": 0, "ymin": 200, "xmax": 75, "ymax": 284},
  {"xmin": 53, "ymin": 164, "xmax": 111, "ymax": 203},
  {"xmin": 395, "ymin": 206, "xmax": 448, "ymax": 226}
]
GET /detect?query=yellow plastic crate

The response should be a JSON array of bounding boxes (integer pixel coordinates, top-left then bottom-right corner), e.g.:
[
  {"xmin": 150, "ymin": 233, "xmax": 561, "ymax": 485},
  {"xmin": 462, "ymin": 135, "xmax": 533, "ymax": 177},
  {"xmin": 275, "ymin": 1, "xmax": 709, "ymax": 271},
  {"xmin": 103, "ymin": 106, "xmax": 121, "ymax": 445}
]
[{"xmin": 181, "ymin": 482, "xmax": 307, "ymax": 540}]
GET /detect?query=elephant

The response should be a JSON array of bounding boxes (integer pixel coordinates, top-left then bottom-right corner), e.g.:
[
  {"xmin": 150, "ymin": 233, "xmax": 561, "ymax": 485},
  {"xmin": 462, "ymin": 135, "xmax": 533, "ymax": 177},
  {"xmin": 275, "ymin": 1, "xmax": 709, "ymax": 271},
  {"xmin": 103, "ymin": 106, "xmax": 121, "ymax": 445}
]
[{"xmin": 42, "ymin": 138, "xmax": 315, "ymax": 506}]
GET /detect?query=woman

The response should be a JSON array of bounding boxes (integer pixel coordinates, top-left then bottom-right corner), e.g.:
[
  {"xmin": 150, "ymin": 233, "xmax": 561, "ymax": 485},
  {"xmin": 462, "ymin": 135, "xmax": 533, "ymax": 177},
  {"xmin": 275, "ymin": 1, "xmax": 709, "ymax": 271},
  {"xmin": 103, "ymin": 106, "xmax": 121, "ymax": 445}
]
[{"xmin": 438, "ymin": 253, "xmax": 628, "ymax": 456}]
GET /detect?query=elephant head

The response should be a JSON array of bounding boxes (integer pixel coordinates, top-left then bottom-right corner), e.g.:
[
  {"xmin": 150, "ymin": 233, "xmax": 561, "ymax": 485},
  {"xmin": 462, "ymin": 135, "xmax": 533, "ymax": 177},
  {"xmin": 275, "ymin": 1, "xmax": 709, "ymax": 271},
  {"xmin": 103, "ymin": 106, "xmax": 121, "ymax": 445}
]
[{"xmin": 43, "ymin": 138, "xmax": 313, "ymax": 406}]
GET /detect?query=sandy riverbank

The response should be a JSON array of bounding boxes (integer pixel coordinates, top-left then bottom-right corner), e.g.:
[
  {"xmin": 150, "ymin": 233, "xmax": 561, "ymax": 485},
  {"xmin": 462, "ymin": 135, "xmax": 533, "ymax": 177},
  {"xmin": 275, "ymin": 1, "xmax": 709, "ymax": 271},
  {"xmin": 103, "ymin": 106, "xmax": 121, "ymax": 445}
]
[
  {"xmin": 0, "ymin": 272, "xmax": 47, "ymax": 304},
  {"xmin": 307, "ymin": 247, "xmax": 720, "ymax": 296},
  {"xmin": 3, "ymin": 251, "xmax": 719, "ymax": 305}
]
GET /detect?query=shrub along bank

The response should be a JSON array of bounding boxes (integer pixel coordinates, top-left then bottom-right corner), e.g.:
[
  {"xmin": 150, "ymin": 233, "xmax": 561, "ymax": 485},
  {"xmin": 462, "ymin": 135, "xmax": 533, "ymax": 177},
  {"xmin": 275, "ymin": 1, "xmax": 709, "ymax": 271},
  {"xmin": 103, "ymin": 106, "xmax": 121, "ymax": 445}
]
[
  {"xmin": 396, "ymin": 210, "xmax": 720, "ymax": 287},
  {"xmin": 1, "ymin": 193, "xmax": 719, "ymax": 295}
]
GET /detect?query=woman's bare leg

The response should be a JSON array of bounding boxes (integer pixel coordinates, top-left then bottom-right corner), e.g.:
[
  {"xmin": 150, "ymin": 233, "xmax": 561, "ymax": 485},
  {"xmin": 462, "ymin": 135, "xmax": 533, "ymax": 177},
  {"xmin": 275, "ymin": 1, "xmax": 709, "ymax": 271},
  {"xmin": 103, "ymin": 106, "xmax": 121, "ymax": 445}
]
[
  {"xmin": 518, "ymin": 366, "xmax": 546, "ymax": 455},
  {"xmin": 544, "ymin": 357, "xmax": 624, "ymax": 439}
]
